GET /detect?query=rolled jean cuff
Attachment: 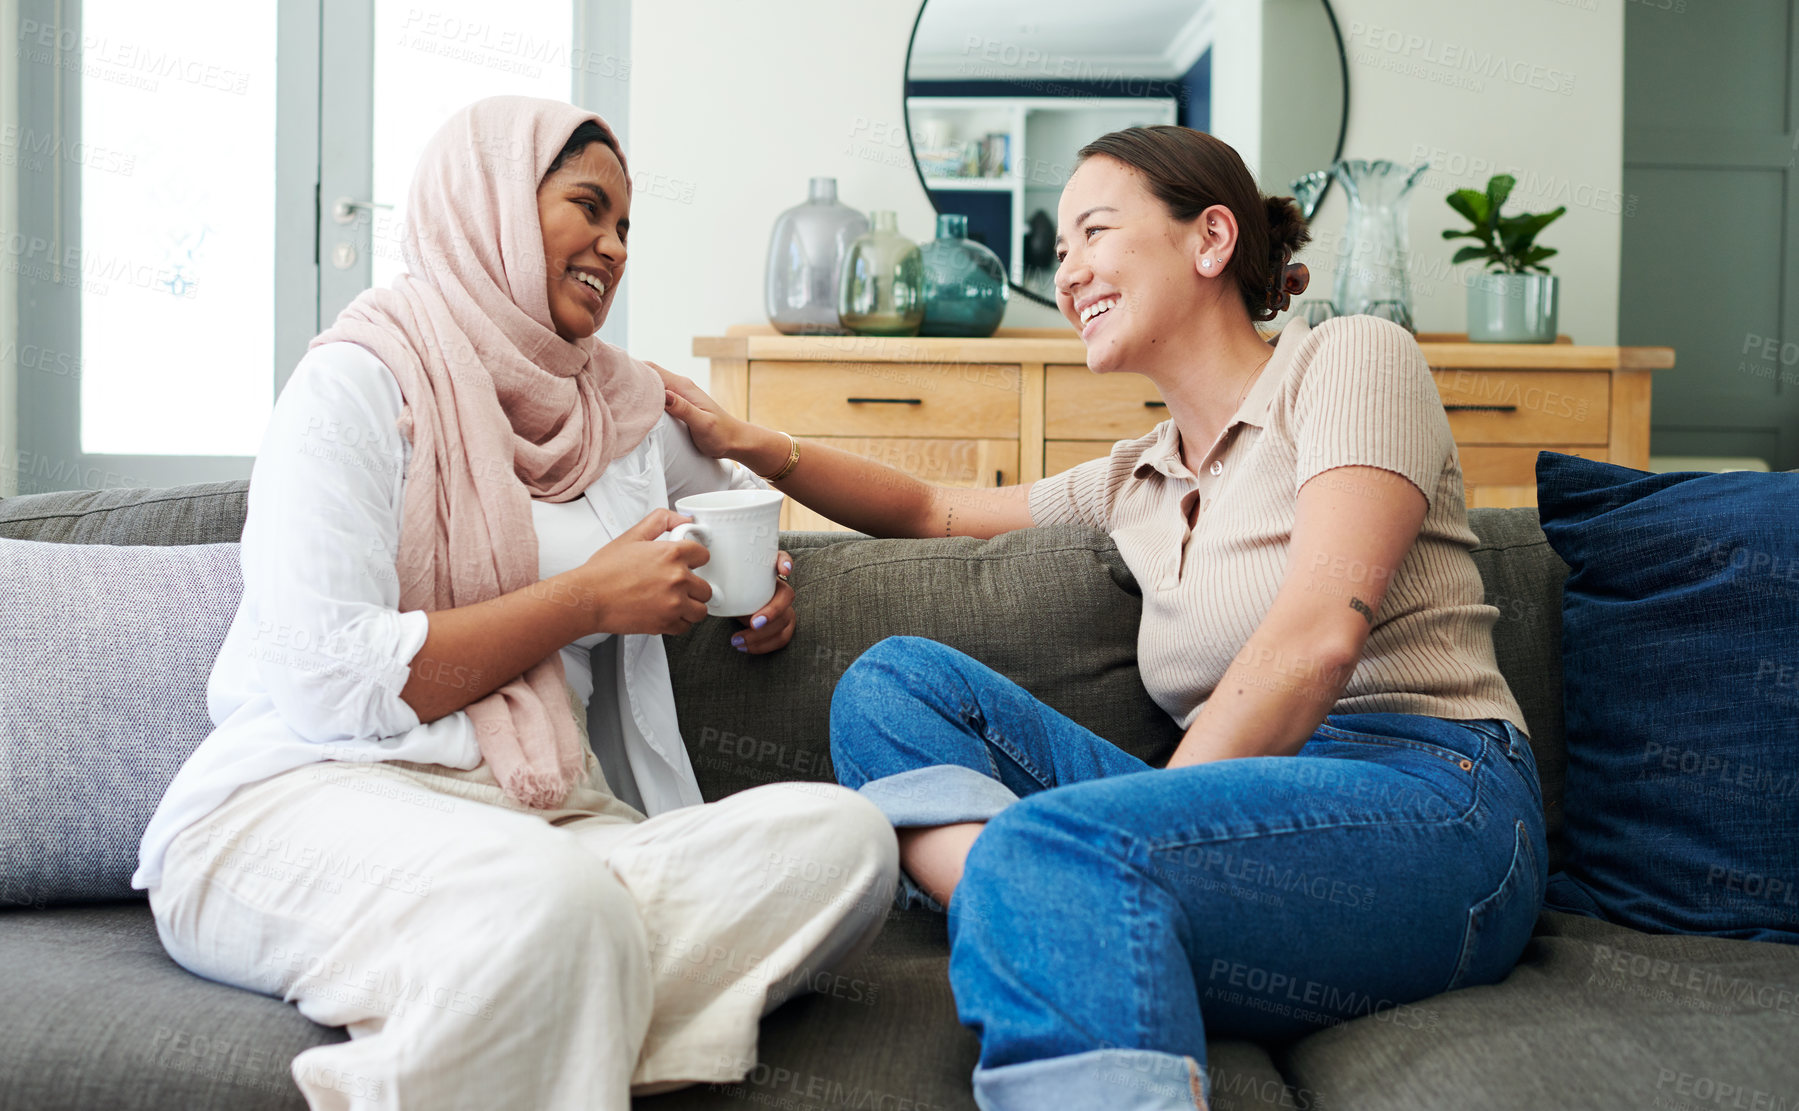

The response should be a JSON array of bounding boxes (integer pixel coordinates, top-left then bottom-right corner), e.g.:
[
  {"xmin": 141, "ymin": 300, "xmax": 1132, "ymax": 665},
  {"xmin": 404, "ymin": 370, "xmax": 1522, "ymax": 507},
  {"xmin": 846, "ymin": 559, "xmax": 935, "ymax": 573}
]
[
  {"xmin": 854, "ymin": 765, "xmax": 1020, "ymax": 828},
  {"xmin": 974, "ymin": 1049, "xmax": 1206, "ymax": 1111}
]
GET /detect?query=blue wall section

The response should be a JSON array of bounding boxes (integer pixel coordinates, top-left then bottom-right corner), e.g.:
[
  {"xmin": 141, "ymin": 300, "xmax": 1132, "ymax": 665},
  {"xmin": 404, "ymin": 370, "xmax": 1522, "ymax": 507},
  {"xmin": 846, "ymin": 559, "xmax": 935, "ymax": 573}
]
[
  {"xmin": 1180, "ymin": 50, "xmax": 1211, "ymax": 131},
  {"xmin": 925, "ymin": 189, "xmax": 1013, "ymax": 274}
]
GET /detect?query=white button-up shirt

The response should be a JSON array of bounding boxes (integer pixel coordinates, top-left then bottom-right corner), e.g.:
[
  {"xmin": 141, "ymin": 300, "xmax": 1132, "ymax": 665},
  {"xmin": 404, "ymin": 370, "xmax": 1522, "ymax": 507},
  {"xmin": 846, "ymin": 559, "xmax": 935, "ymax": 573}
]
[{"xmin": 133, "ymin": 342, "xmax": 765, "ymax": 890}]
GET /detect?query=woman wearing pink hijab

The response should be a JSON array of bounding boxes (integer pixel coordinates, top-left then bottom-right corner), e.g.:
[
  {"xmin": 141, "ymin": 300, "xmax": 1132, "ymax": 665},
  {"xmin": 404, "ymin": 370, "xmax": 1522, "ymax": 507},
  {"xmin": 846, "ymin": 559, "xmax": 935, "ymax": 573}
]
[{"xmin": 131, "ymin": 97, "xmax": 898, "ymax": 1109}]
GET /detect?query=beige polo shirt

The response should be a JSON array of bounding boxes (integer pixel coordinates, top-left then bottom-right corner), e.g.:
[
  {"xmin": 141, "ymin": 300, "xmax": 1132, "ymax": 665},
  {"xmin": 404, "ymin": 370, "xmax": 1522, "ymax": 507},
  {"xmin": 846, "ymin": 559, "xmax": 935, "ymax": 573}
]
[{"xmin": 1030, "ymin": 315, "xmax": 1528, "ymax": 734}]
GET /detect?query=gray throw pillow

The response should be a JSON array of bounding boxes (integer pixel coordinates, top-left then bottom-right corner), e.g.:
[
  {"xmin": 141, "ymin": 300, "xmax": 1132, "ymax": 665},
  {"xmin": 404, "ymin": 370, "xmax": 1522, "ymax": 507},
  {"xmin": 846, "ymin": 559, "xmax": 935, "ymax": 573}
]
[{"xmin": 0, "ymin": 538, "xmax": 241, "ymax": 906}]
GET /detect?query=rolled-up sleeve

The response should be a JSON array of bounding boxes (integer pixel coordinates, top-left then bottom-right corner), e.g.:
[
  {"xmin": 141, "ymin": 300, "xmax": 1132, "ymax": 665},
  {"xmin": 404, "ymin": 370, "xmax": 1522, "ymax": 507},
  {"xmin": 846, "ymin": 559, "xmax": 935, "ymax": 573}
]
[
  {"xmin": 240, "ymin": 344, "xmax": 428, "ymax": 744},
  {"xmin": 1029, "ymin": 426, "xmax": 1165, "ymax": 531},
  {"xmin": 661, "ymin": 414, "xmax": 772, "ymax": 501}
]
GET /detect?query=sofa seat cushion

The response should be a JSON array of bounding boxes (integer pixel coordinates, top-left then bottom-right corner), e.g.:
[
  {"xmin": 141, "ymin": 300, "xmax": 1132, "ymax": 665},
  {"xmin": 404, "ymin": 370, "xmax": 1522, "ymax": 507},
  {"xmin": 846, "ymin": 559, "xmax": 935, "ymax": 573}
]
[
  {"xmin": 640, "ymin": 907, "xmax": 979, "ymax": 1111},
  {"xmin": 0, "ymin": 903, "xmax": 340, "ymax": 1111},
  {"xmin": 0, "ymin": 902, "xmax": 1306, "ymax": 1111},
  {"xmin": 1278, "ymin": 910, "xmax": 1799, "ymax": 1111}
]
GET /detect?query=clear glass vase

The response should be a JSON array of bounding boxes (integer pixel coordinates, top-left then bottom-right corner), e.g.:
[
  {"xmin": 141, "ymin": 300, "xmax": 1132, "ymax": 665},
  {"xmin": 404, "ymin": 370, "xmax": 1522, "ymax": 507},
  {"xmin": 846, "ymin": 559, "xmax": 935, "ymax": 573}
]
[
  {"xmin": 919, "ymin": 214, "xmax": 1008, "ymax": 338},
  {"xmin": 837, "ymin": 211, "xmax": 925, "ymax": 337},
  {"xmin": 1328, "ymin": 159, "xmax": 1430, "ymax": 320},
  {"xmin": 764, "ymin": 177, "xmax": 869, "ymax": 336}
]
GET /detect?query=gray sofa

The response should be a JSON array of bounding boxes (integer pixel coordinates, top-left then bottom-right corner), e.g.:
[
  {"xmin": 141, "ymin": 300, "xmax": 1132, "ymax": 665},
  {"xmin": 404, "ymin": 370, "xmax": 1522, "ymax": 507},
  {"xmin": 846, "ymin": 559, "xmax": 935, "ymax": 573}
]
[{"xmin": 2, "ymin": 478, "xmax": 1795, "ymax": 1111}]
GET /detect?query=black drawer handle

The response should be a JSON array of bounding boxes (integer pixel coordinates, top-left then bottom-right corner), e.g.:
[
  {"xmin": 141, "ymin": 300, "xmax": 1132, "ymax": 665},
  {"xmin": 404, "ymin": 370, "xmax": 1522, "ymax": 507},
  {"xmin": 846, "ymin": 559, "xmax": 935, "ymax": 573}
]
[
  {"xmin": 846, "ymin": 397, "xmax": 922, "ymax": 405},
  {"xmin": 1444, "ymin": 404, "xmax": 1518, "ymax": 412},
  {"xmin": 1144, "ymin": 400, "xmax": 1167, "ymax": 408}
]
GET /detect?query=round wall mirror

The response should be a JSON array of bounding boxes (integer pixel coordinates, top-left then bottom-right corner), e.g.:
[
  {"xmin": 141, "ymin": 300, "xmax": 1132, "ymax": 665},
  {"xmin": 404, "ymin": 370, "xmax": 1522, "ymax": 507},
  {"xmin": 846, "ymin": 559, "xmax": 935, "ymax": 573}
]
[{"xmin": 904, "ymin": 0, "xmax": 1349, "ymax": 308}]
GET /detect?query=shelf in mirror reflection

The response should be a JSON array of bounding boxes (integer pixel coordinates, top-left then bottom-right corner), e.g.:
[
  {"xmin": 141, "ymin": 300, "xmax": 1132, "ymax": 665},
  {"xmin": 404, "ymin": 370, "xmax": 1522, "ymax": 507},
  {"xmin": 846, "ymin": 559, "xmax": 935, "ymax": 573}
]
[
  {"xmin": 925, "ymin": 177, "xmax": 1017, "ymax": 192},
  {"xmin": 904, "ymin": 0, "xmax": 1350, "ymax": 307}
]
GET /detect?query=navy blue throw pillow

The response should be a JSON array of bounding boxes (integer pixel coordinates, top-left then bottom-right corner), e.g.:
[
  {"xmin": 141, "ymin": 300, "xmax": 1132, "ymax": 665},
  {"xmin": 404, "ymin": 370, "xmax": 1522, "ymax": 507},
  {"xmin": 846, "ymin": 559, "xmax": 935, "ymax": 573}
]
[{"xmin": 1535, "ymin": 452, "xmax": 1799, "ymax": 943}]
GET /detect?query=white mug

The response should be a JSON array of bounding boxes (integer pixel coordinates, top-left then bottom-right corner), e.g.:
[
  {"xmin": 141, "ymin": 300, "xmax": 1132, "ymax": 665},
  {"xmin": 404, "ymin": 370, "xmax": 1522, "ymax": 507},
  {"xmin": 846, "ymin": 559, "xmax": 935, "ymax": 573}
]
[{"xmin": 665, "ymin": 489, "xmax": 786, "ymax": 617}]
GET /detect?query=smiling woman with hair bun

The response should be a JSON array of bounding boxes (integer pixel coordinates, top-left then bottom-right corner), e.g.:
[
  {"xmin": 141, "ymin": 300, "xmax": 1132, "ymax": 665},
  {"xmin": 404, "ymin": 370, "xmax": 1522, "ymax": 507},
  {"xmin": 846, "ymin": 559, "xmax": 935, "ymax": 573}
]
[{"xmin": 662, "ymin": 123, "xmax": 1543, "ymax": 1110}]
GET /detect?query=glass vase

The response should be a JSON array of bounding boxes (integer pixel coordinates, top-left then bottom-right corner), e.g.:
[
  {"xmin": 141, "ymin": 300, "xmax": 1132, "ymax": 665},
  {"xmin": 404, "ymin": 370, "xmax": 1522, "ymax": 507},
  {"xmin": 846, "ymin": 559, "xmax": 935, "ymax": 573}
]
[
  {"xmin": 837, "ymin": 211, "xmax": 925, "ymax": 337},
  {"xmin": 919, "ymin": 214, "xmax": 1008, "ymax": 338},
  {"xmin": 764, "ymin": 177, "xmax": 869, "ymax": 335},
  {"xmin": 1328, "ymin": 159, "xmax": 1430, "ymax": 320}
]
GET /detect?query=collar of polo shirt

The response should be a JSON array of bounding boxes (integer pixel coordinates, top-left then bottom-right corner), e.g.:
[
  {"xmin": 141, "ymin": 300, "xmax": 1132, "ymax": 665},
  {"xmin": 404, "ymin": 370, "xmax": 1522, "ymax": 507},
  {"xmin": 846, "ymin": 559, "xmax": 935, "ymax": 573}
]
[{"xmin": 1134, "ymin": 319, "xmax": 1309, "ymax": 480}]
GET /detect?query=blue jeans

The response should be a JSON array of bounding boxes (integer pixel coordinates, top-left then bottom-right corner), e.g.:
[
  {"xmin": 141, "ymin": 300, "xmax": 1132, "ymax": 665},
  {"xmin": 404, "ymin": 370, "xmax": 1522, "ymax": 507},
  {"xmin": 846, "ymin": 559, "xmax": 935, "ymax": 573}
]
[{"xmin": 830, "ymin": 637, "xmax": 1547, "ymax": 1111}]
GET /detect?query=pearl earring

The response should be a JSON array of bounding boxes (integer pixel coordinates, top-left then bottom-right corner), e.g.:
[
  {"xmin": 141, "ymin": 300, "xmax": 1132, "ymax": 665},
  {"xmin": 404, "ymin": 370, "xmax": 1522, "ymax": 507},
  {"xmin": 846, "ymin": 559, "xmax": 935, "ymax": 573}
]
[{"xmin": 1202, "ymin": 258, "xmax": 1213, "ymax": 270}]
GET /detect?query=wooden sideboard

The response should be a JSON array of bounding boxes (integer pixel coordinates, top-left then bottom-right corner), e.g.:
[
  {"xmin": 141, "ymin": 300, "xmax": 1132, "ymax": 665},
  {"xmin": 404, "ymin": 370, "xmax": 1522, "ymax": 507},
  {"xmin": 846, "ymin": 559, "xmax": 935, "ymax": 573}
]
[{"xmin": 693, "ymin": 326, "xmax": 1675, "ymax": 532}]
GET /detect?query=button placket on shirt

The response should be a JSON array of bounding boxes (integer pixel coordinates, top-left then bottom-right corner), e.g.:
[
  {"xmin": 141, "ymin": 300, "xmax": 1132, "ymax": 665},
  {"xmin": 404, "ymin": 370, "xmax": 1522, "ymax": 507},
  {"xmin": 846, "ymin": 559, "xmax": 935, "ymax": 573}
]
[{"xmin": 1170, "ymin": 444, "xmax": 1232, "ymax": 587}]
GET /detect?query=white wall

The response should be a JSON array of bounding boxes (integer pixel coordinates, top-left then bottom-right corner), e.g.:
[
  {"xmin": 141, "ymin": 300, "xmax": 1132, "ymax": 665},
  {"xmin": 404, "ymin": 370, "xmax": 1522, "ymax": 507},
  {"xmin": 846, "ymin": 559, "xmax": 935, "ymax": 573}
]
[
  {"xmin": 625, "ymin": 1, "xmax": 954, "ymax": 368},
  {"xmin": 628, "ymin": 0, "xmax": 1624, "ymax": 383},
  {"xmin": 1297, "ymin": 0, "xmax": 1624, "ymax": 344},
  {"xmin": 1209, "ymin": 0, "xmax": 1265, "ymax": 182}
]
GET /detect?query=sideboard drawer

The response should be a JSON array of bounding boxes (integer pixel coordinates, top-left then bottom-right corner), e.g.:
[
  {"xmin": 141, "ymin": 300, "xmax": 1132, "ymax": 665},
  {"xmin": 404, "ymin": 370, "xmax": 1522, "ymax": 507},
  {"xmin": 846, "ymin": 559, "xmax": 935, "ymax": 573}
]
[
  {"xmin": 1458, "ymin": 444, "xmax": 1609, "ymax": 486},
  {"xmin": 1044, "ymin": 365, "xmax": 1166, "ymax": 440},
  {"xmin": 749, "ymin": 362, "xmax": 1020, "ymax": 439},
  {"xmin": 1433, "ymin": 369, "xmax": 1610, "ymax": 445},
  {"xmin": 1045, "ymin": 439, "xmax": 1115, "ymax": 476}
]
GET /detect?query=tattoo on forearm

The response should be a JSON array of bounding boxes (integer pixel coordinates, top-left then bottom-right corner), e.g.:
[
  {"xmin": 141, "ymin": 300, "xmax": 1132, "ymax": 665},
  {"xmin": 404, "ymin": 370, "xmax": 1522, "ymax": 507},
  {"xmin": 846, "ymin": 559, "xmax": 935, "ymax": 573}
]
[
  {"xmin": 945, "ymin": 506, "xmax": 955, "ymax": 537},
  {"xmin": 1349, "ymin": 597, "xmax": 1375, "ymax": 625}
]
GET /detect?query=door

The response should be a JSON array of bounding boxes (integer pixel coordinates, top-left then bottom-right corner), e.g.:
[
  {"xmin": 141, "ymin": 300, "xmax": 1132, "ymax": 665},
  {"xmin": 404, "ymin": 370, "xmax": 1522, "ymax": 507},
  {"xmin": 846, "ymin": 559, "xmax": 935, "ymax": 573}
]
[
  {"xmin": 1619, "ymin": 0, "xmax": 1799, "ymax": 469},
  {"xmin": 13, "ymin": 0, "xmax": 314, "ymax": 493},
  {"xmin": 12, "ymin": 0, "xmax": 626, "ymax": 496}
]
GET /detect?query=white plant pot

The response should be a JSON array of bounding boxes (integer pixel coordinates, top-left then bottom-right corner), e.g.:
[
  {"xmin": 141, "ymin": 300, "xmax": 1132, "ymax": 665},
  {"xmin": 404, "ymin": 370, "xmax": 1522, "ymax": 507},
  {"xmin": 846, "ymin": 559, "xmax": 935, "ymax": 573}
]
[{"xmin": 1468, "ymin": 272, "xmax": 1559, "ymax": 343}]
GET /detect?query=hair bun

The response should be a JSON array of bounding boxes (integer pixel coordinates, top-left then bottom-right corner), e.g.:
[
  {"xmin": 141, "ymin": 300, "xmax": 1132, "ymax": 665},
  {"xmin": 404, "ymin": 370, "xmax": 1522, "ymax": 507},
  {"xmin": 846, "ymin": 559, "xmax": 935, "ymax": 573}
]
[
  {"xmin": 1255, "ymin": 195, "xmax": 1312, "ymax": 320},
  {"xmin": 1264, "ymin": 195, "xmax": 1310, "ymax": 255}
]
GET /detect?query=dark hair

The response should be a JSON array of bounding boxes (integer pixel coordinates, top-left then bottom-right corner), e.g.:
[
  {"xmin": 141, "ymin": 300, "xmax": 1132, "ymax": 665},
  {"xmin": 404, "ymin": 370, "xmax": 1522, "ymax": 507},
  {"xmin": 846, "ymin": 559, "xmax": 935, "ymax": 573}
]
[
  {"xmin": 1076, "ymin": 126, "xmax": 1310, "ymax": 322},
  {"xmin": 542, "ymin": 120, "xmax": 622, "ymax": 183}
]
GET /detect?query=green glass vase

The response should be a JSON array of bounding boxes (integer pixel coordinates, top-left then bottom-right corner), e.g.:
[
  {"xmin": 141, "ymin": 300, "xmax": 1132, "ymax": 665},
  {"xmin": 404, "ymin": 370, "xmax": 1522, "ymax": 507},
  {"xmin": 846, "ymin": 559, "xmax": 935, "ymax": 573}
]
[
  {"xmin": 919, "ymin": 213, "xmax": 1008, "ymax": 338},
  {"xmin": 837, "ymin": 211, "xmax": 924, "ymax": 337}
]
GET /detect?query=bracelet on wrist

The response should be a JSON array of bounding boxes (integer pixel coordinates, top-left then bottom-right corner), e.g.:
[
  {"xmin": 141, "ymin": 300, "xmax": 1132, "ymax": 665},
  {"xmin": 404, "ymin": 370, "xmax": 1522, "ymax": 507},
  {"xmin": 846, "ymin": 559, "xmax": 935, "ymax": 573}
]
[{"xmin": 759, "ymin": 431, "xmax": 801, "ymax": 482}]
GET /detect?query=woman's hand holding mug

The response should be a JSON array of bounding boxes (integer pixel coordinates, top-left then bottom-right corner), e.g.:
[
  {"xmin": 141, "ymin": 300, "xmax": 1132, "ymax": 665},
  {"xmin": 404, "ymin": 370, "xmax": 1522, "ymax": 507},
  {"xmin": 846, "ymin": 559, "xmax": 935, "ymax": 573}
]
[
  {"xmin": 731, "ymin": 550, "xmax": 795, "ymax": 654},
  {"xmin": 645, "ymin": 361, "xmax": 798, "ymax": 654},
  {"xmin": 573, "ymin": 509, "xmax": 712, "ymax": 636}
]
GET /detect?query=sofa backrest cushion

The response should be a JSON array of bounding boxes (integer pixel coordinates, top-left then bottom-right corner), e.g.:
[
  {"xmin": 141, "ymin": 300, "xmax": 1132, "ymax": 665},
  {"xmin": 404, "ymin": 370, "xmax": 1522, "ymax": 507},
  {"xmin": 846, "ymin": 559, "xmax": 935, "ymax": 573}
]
[
  {"xmin": 0, "ymin": 538, "xmax": 242, "ymax": 906},
  {"xmin": 0, "ymin": 481, "xmax": 248, "ymax": 547},
  {"xmin": 665, "ymin": 524, "xmax": 1187, "ymax": 798},
  {"xmin": 1466, "ymin": 505, "xmax": 1572, "ymax": 873}
]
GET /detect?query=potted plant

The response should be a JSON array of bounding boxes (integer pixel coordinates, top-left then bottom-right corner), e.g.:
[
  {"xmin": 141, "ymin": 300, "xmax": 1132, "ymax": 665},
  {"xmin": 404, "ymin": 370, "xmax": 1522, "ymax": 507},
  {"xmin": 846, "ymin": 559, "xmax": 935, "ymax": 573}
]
[{"xmin": 1443, "ymin": 174, "xmax": 1565, "ymax": 343}]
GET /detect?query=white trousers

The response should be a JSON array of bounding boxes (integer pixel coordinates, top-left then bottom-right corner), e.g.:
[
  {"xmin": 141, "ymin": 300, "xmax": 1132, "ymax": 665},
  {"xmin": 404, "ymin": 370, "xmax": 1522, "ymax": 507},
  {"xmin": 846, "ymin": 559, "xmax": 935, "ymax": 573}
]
[{"xmin": 147, "ymin": 757, "xmax": 899, "ymax": 1111}]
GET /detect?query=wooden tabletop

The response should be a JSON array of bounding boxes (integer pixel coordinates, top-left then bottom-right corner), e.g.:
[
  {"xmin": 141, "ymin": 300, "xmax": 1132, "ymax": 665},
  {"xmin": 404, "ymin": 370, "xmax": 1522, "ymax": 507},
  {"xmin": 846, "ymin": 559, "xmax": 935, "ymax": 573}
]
[{"xmin": 695, "ymin": 325, "xmax": 1676, "ymax": 371}]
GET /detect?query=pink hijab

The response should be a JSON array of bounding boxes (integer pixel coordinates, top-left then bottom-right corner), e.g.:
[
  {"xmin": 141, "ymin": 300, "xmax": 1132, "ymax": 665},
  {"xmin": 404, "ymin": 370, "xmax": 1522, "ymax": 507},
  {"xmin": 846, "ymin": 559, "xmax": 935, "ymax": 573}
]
[{"xmin": 312, "ymin": 97, "xmax": 662, "ymax": 809}]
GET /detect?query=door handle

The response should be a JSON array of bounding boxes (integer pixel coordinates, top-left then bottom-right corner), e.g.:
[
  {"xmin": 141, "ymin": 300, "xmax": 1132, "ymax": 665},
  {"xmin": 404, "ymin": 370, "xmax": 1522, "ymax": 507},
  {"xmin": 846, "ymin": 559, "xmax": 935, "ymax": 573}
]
[
  {"xmin": 1443, "ymin": 404, "xmax": 1517, "ymax": 412},
  {"xmin": 332, "ymin": 196, "xmax": 395, "ymax": 224},
  {"xmin": 1144, "ymin": 400, "xmax": 1167, "ymax": 408},
  {"xmin": 846, "ymin": 397, "xmax": 923, "ymax": 405}
]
